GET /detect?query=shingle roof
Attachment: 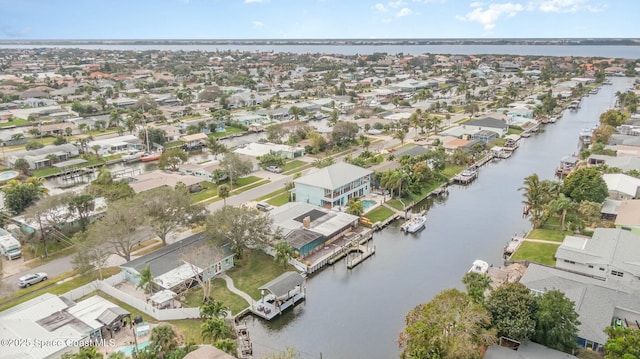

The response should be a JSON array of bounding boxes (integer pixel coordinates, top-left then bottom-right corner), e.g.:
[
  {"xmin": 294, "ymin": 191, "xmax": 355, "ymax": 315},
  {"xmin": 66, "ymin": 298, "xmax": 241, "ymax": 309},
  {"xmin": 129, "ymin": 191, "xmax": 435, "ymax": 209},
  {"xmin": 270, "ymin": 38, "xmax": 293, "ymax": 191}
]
[
  {"xmin": 258, "ymin": 271, "xmax": 304, "ymax": 299},
  {"xmin": 603, "ymin": 173, "xmax": 640, "ymax": 197}
]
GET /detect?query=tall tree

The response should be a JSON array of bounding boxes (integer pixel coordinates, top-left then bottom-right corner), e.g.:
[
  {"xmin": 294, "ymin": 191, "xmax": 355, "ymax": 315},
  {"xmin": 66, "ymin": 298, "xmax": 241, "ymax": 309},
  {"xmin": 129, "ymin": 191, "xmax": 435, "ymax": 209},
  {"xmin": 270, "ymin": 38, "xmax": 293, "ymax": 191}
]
[
  {"xmin": 604, "ymin": 327, "xmax": 640, "ymax": 359},
  {"xmin": 140, "ymin": 187, "xmax": 205, "ymax": 245},
  {"xmin": 149, "ymin": 324, "xmax": 178, "ymax": 357},
  {"xmin": 399, "ymin": 289, "xmax": 497, "ymax": 359},
  {"xmin": 533, "ymin": 290, "xmax": 580, "ymax": 353},
  {"xmin": 330, "ymin": 120, "xmax": 359, "ymax": 144},
  {"xmin": 546, "ymin": 193, "xmax": 575, "ymax": 231},
  {"xmin": 462, "ymin": 272, "xmax": 492, "ymax": 304},
  {"xmin": 158, "ymin": 148, "xmax": 188, "ymax": 171},
  {"xmin": 562, "ymin": 167, "xmax": 608, "ymax": 203},
  {"xmin": 24, "ymin": 193, "xmax": 73, "ymax": 258},
  {"xmin": 520, "ymin": 174, "xmax": 546, "ymax": 228},
  {"xmin": 219, "ymin": 152, "xmax": 252, "ymax": 189},
  {"xmin": 71, "ymin": 232, "xmax": 110, "ymax": 280},
  {"xmin": 68, "ymin": 194, "xmax": 95, "ymax": 231},
  {"xmin": 201, "ymin": 317, "xmax": 232, "ymax": 343},
  {"xmin": 205, "ymin": 206, "xmax": 274, "ymax": 258},
  {"xmin": 137, "ymin": 264, "xmax": 154, "ymax": 294},
  {"xmin": 205, "ymin": 137, "xmax": 228, "ymax": 159},
  {"xmin": 273, "ymin": 240, "xmax": 295, "ymax": 268},
  {"xmin": 346, "ymin": 197, "xmax": 364, "ymax": 216},
  {"xmin": 13, "ymin": 158, "xmax": 31, "ymax": 176},
  {"xmin": 485, "ymin": 282, "xmax": 537, "ymax": 342},
  {"xmin": 217, "ymin": 184, "xmax": 230, "ymax": 206}
]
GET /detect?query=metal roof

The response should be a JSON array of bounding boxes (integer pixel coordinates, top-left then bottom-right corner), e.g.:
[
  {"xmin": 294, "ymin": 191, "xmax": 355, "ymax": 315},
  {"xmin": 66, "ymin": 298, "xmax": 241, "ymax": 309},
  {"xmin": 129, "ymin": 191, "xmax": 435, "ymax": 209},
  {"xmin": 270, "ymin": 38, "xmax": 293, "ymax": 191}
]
[
  {"xmin": 259, "ymin": 272, "xmax": 304, "ymax": 300},
  {"xmin": 294, "ymin": 162, "xmax": 372, "ymax": 190},
  {"xmin": 97, "ymin": 307, "xmax": 130, "ymax": 327}
]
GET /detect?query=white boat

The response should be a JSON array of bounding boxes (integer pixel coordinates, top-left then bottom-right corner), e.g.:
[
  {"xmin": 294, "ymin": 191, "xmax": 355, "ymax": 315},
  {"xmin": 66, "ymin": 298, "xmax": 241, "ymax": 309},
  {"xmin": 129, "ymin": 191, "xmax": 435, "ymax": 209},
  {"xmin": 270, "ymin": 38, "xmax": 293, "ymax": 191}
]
[
  {"xmin": 121, "ymin": 151, "xmax": 143, "ymax": 162},
  {"xmin": 401, "ymin": 215, "xmax": 426, "ymax": 233},
  {"xmin": 468, "ymin": 259, "xmax": 489, "ymax": 274}
]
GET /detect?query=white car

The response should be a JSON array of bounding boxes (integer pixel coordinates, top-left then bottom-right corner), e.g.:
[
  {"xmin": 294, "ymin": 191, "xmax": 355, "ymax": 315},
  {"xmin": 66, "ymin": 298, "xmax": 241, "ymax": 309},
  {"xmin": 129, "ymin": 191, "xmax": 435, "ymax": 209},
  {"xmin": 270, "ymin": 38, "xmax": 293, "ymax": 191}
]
[{"xmin": 18, "ymin": 272, "xmax": 48, "ymax": 287}]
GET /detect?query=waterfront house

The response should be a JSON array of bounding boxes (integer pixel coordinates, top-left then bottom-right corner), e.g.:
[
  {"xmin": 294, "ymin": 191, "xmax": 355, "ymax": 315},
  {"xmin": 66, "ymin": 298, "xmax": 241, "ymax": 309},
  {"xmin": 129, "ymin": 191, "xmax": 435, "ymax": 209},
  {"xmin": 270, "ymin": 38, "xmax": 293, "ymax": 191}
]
[
  {"xmin": 8, "ymin": 143, "xmax": 80, "ymax": 169},
  {"xmin": 128, "ymin": 170, "xmax": 204, "ymax": 194},
  {"xmin": 120, "ymin": 233, "xmax": 234, "ymax": 294},
  {"xmin": 520, "ymin": 263, "xmax": 640, "ymax": 352},
  {"xmin": 87, "ymin": 135, "xmax": 142, "ymax": 156},
  {"xmin": 555, "ymin": 156, "xmax": 580, "ymax": 176},
  {"xmin": 555, "ymin": 228, "xmax": 640, "ymax": 284},
  {"xmin": 603, "ymin": 173, "xmax": 640, "ymax": 200},
  {"xmin": 178, "ymin": 162, "xmax": 226, "ymax": 182},
  {"xmin": 234, "ymin": 142, "xmax": 305, "ymax": 159},
  {"xmin": 587, "ymin": 154, "xmax": 640, "ymax": 172},
  {"xmin": 484, "ymin": 341, "xmax": 578, "ymax": 359},
  {"xmin": 293, "ymin": 162, "xmax": 373, "ymax": 208},
  {"xmin": 180, "ymin": 132, "xmax": 208, "ymax": 150},
  {"xmin": 463, "ymin": 117, "xmax": 509, "ymax": 137},
  {"xmin": 270, "ymin": 202, "xmax": 359, "ymax": 256}
]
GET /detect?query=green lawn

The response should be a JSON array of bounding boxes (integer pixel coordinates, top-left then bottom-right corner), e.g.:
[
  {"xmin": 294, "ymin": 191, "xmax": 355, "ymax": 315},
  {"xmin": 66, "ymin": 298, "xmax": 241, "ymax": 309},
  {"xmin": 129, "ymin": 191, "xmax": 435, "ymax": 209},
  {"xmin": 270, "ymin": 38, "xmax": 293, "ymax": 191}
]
[
  {"xmin": 364, "ymin": 206, "xmax": 395, "ymax": 223},
  {"xmin": 230, "ymin": 179, "xmax": 269, "ymax": 195},
  {"xmin": 191, "ymin": 181, "xmax": 218, "ymax": 202},
  {"xmin": 405, "ymin": 181, "xmax": 446, "ymax": 202},
  {"xmin": 255, "ymin": 188, "xmax": 287, "ymax": 201},
  {"xmin": 165, "ymin": 140, "xmax": 184, "ymax": 148},
  {"xmin": 266, "ymin": 192, "xmax": 290, "ymax": 206},
  {"xmin": 235, "ymin": 176, "xmax": 261, "ymax": 187},
  {"xmin": 33, "ymin": 167, "xmax": 61, "ymax": 177},
  {"xmin": 0, "ymin": 118, "xmax": 29, "ymax": 127},
  {"xmin": 208, "ymin": 127, "xmax": 245, "ymax": 138},
  {"xmin": 442, "ymin": 165, "xmax": 465, "ymax": 179},
  {"xmin": 508, "ymin": 127, "xmax": 524, "ymax": 135},
  {"xmin": 227, "ymin": 249, "xmax": 295, "ymax": 300},
  {"xmin": 386, "ymin": 199, "xmax": 406, "ymax": 211},
  {"xmin": 511, "ymin": 241, "xmax": 559, "ymax": 266},
  {"xmin": 526, "ymin": 228, "xmax": 571, "ymax": 242},
  {"xmin": 283, "ymin": 160, "xmax": 306, "ymax": 171},
  {"xmin": 181, "ymin": 278, "xmax": 249, "ymax": 315}
]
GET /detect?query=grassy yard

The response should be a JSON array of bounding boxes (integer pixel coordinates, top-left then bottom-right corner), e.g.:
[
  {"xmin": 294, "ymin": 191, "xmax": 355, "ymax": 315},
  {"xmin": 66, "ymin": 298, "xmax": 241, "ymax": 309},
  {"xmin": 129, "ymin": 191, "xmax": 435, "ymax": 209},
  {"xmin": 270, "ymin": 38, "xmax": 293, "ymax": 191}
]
[
  {"xmin": 0, "ymin": 118, "xmax": 29, "ymax": 127},
  {"xmin": 508, "ymin": 127, "xmax": 524, "ymax": 135},
  {"xmin": 208, "ymin": 127, "xmax": 245, "ymax": 138},
  {"xmin": 230, "ymin": 179, "xmax": 269, "ymax": 195},
  {"xmin": 191, "ymin": 181, "xmax": 218, "ymax": 202},
  {"xmin": 181, "ymin": 278, "xmax": 249, "ymax": 315},
  {"xmin": 526, "ymin": 228, "xmax": 572, "ymax": 242},
  {"xmin": 364, "ymin": 206, "xmax": 395, "ymax": 223},
  {"xmin": 255, "ymin": 188, "xmax": 287, "ymax": 201},
  {"xmin": 235, "ymin": 176, "xmax": 261, "ymax": 187},
  {"xmin": 266, "ymin": 192, "xmax": 290, "ymax": 206},
  {"xmin": 283, "ymin": 160, "xmax": 306, "ymax": 171},
  {"xmin": 511, "ymin": 241, "xmax": 559, "ymax": 266},
  {"xmin": 0, "ymin": 267, "xmax": 121, "ymax": 311},
  {"xmin": 227, "ymin": 249, "xmax": 295, "ymax": 300},
  {"xmin": 405, "ymin": 181, "xmax": 447, "ymax": 202},
  {"xmin": 386, "ymin": 199, "xmax": 406, "ymax": 211},
  {"xmin": 442, "ymin": 165, "xmax": 465, "ymax": 179}
]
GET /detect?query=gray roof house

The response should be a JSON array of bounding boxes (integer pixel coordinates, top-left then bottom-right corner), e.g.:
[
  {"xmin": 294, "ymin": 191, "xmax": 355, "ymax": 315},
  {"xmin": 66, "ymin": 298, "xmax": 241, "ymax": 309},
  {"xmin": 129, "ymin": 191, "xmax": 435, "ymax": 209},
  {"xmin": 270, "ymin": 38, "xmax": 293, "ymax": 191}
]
[
  {"xmin": 462, "ymin": 117, "xmax": 509, "ymax": 137},
  {"xmin": 602, "ymin": 173, "xmax": 640, "ymax": 200},
  {"xmin": 8, "ymin": 143, "xmax": 79, "ymax": 169},
  {"xmin": 293, "ymin": 162, "xmax": 374, "ymax": 208},
  {"xmin": 555, "ymin": 228, "xmax": 640, "ymax": 284},
  {"xmin": 120, "ymin": 233, "xmax": 234, "ymax": 294},
  {"xmin": 484, "ymin": 341, "xmax": 578, "ymax": 359},
  {"xmin": 588, "ymin": 154, "xmax": 640, "ymax": 172},
  {"xmin": 520, "ymin": 263, "xmax": 640, "ymax": 351}
]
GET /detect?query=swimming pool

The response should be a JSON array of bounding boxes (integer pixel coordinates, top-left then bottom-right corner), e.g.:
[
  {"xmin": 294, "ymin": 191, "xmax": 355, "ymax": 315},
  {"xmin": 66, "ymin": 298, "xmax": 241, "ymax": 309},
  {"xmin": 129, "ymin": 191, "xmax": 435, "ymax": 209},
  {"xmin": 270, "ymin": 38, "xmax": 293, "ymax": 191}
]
[
  {"xmin": 116, "ymin": 340, "xmax": 152, "ymax": 356},
  {"xmin": 362, "ymin": 199, "xmax": 377, "ymax": 211},
  {"xmin": 0, "ymin": 171, "xmax": 18, "ymax": 181}
]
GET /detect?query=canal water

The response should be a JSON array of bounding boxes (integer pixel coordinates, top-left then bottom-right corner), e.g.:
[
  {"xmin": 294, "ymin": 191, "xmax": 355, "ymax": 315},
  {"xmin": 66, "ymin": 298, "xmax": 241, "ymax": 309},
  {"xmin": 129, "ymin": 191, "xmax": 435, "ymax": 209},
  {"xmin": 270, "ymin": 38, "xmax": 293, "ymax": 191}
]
[{"xmin": 242, "ymin": 76, "xmax": 635, "ymax": 359}]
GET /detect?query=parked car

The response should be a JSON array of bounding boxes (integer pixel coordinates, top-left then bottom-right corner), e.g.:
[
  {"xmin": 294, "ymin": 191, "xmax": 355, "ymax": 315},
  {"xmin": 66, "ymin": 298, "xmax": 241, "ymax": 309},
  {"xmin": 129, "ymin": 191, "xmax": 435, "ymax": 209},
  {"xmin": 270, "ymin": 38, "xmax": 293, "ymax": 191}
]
[
  {"xmin": 256, "ymin": 202, "xmax": 274, "ymax": 212},
  {"xmin": 265, "ymin": 166, "xmax": 283, "ymax": 173},
  {"xmin": 18, "ymin": 272, "xmax": 48, "ymax": 287}
]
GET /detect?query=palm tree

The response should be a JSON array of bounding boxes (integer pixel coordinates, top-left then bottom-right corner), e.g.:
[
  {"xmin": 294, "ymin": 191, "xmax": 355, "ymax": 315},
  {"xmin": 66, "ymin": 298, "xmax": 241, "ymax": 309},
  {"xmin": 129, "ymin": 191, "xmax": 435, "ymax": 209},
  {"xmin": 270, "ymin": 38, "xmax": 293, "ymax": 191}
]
[
  {"xmin": 288, "ymin": 106, "xmax": 304, "ymax": 121},
  {"xmin": 462, "ymin": 272, "xmax": 492, "ymax": 303},
  {"xmin": 150, "ymin": 324, "xmax": 178, "ymax": 355},
  {"xmin": 91, "ymin": 145, "xmax": 101, "ymax": 159},
  {"xmin": 205, "ymin": 137, "xmax": 228, "ymax": 159},
  {"xmin": 137, "ymin": 264, "xmax": 154, "ymax": 294},
  {"xmin": 106, "ymin": 352, "xmax": 125, "ymax": 359},
  {"xmin": 519, "ymin": 174, "xmax": 545, "ymax": 228},
  {"xmin": 201, "ymin": 317, "xmax": 231, "ymax": 343},
  {"xmin": 273, "ymin": 240, "xmax": 295, "ymax": 268},
  {"xmin": 200, "ymin": 299, "xmax": 228, "ymax": 319},
  {"xmin": 546, "ymin": 194, "xmax": 576, "ymax": 231},
  {"xmin": 13, "ymin": 158, "xmax": 31, "ymax": 176},
  {"xmin": 217, "ymin": 184, "xmax": 230, "ymax": 205},
  {"xmin": 25, "ymin": 177, "xmax": 49, "ymax": 197},
  {"xmin": 214, "ymin": 338, "xmax": 237, "ymax": 355},
  {"xmin": 393, "ymin": 129, "xmax": 407, "ymax": 146},
  {"xmin": 346, "ymin": 197, "xmax": 364, "ymax": 216},
  {"xmin": 74, "ymin": 346, "xmax": 104, "ymax": 359}
]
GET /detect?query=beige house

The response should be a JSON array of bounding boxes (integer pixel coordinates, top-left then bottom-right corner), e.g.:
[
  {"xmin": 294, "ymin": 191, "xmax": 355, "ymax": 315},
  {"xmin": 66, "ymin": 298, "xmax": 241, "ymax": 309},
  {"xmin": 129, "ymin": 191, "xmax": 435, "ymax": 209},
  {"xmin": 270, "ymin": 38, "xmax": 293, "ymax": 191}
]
[{"xmin": 128, "ymin": 170, "xmax": 204, "ymax": 193}]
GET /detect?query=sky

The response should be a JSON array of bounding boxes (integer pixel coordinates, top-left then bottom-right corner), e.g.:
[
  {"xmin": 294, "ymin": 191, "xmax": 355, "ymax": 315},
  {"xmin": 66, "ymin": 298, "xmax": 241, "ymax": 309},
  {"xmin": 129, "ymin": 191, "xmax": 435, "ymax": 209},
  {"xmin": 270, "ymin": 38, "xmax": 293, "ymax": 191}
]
[{"xmin": 0, "ymin": 0, "xmax": 637, "ymax": 40}]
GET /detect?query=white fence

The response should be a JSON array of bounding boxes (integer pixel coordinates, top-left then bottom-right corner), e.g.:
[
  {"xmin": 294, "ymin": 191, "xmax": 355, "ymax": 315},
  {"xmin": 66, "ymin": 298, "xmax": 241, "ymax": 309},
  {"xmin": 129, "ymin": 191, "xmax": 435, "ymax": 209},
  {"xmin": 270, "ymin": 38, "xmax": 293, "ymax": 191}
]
[{"xmin": 61, "ymin": 273, "xmax": 200, "ymax": 321}]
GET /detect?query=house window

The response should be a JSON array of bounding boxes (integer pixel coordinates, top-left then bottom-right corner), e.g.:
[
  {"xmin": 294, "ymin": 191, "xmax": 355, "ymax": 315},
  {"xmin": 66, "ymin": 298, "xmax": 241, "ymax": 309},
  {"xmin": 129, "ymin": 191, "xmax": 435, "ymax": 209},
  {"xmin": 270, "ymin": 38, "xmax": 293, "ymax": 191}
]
[
  {"xmin": 611, "ymin": 270, "xmax": 624, "ymax": 277},
  {"xmin": 600, "ymin": 267, "xmax": 605, "ymax": 271},
  {"xmin": 588, "ymin": 265, "xmax": 594, "ymax": 268},
  {"xmin": 564, "ymin": 260, "xmax": 576, "ymax": 264}
]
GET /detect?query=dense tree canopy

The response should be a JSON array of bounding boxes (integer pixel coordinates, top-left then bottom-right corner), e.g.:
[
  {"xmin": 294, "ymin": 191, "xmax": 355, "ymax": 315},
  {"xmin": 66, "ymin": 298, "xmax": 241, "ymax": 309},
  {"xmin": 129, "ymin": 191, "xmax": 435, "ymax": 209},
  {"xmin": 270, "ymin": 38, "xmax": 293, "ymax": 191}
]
[
  {"xmin": 533, "ymin": 290, "xmax": 580, "ymax": 353},
  {"xmin": 205, "ymin": 205, "xmax": 274, "ymax": 258},
  {"xmin": 399, "ymin": 289, "xmax": 496, "ymax": 359},
  {"xmin": 604, "ymin": 327, "xmax": 640, "ymax": 359},
  {"xmin": 599, "ymin": 109, "xmax": 628, "ymax": 127},
  {"xmin": 485, "ymin": 282, "xmax": 537, "ymax": 341},
  {"xmin": 562, "ymin": 167, "xmax": 608, "ymax": 203}
]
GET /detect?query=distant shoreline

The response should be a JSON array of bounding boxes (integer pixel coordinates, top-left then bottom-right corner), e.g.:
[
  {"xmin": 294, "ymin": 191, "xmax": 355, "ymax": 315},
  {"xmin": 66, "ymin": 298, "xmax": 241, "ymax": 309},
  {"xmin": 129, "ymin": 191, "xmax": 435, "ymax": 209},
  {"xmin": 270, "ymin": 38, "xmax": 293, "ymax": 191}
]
[{"xmin": 1, "ymin": 38, "xmax": 639, "ymax": 46}]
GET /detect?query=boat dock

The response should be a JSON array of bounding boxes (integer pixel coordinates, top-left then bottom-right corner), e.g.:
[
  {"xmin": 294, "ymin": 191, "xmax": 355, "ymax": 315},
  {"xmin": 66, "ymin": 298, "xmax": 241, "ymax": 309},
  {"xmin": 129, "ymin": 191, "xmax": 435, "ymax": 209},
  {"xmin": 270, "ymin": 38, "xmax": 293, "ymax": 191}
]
[
  {"xmin": 235, "ymin": 324, "xmax": 253, "ymax": 359},
  {"xmin": 503, "ymin": 235, "xmax": 525, "ymax": 258},
  {"xmin": 249, "ymin": 272, "xmax": 306, "ymax": 321},
  {"xmin": 453, "ymin": 166, "xmax": 478, "ymax": 184},
  {"xmin": 305, "ymin": 228, "xmax": 375, "ymax": 274}
]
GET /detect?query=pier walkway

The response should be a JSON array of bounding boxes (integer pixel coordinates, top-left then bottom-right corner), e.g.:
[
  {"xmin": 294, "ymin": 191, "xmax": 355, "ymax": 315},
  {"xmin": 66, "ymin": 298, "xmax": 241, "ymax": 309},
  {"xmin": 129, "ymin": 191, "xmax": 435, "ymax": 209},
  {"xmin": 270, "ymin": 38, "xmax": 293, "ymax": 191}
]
[{"xmin": 220, "ymin": 274, "xmax": 254, "ymax": 305}]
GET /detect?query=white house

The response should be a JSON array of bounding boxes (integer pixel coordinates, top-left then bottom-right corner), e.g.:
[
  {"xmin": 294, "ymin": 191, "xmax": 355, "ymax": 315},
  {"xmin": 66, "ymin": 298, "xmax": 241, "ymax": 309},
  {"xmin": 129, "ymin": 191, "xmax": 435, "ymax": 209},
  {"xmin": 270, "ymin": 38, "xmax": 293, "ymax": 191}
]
[
  {"xmin": 294, "ymin": 162, "xmax": 373, "ymax": 208},
  {"xmin": 603, "ymin": 173, "xmax": 640, "ymax": 200},
  {"xmin": 9, "ymin": 144, "xmax": 80, "ymax": 169},
  {"xmin": 234, "ymin": 142, "xmax": 305, "ymax": 159},
  {"xmin": 555, "ymin": 228, "xmax": 640, "ymax": 284},
  {"xmin": 87, "ymin": 135, "xmax": 142, "ymax": 156}
]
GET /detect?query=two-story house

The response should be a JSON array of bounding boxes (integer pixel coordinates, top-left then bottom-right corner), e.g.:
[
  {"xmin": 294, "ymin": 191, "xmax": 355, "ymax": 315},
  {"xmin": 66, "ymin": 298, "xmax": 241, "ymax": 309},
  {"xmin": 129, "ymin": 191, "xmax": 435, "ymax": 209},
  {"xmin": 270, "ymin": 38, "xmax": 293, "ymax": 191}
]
[{"xmin": 294, "ymin": 162, "xmax": 373, "ymax": 208}]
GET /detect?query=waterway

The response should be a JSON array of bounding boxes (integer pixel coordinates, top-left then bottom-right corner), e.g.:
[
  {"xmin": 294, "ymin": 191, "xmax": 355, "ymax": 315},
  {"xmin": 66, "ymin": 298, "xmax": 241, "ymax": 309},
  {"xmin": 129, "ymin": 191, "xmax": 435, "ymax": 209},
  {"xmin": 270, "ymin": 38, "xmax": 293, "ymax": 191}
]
[
  {"xmin": 241, "ymin": 76, "xmax": 635, "ymax": 359},
  {"xmin": 1, "ymin": 44, "xmax": 640, "ymax": 58}
]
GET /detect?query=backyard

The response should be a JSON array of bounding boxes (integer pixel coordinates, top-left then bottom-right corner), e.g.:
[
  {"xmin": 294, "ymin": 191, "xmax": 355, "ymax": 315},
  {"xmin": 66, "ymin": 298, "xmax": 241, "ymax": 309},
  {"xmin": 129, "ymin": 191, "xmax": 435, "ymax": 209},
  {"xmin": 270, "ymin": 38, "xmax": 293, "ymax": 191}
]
[
  {"xmin": 510, "ymin": 241, "xmax": 559, "ymax": 266},
  {"xmin": 364, "ymin": 206, "xmax": 395, "ymax": 223}
]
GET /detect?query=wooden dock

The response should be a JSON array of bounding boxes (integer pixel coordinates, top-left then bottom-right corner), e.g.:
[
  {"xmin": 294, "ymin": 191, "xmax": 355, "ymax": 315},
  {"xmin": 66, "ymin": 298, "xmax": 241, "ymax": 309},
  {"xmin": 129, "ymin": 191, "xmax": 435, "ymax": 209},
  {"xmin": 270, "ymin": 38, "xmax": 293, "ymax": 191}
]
[
  {"xmin": 504, "ymin": 236, "xmax": 525, "ymax": 257},
  {"xmin": 346, "ymin": 245, "xmax": 376, "ymax": 269}
]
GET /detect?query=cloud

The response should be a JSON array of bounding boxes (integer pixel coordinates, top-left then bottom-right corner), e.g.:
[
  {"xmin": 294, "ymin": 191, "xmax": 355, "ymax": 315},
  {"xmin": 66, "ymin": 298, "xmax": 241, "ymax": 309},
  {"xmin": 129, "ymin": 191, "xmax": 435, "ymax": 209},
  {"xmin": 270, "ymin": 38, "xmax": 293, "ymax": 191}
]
[
  {"xmin": 527, "ymin": 0, "xmax": 604, "ymax": 13},
  {"xmin": 456, "ymin": 2, "xmax": 524, "ymax": 30},
  {"xmin": 252, "ymin": 21, "xmax": 264, "ymax": 28},
  {"xmin": 1, "ymin": 25, "xmax": 30, "ymax": 38},
  {"xmin": 373, "ymin": 3, "xmax": 387, "ymax": 11},
  {"xmin": 396, "ymin": 7, "xmax": 413, "ymax": 16},
  {"xmin": 244, "ymin": 0, "xmax": 267, "ymax": 3},
  {"xmin": 389, "ymin": 0, "xmax": 405, "ymax": 8}
]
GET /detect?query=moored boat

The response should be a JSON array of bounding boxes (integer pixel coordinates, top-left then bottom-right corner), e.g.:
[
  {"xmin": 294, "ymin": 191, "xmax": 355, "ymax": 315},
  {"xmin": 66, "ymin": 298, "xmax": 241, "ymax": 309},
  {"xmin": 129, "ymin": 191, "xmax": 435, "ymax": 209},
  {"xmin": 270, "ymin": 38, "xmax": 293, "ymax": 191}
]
[
  {"xmin": 401, "ymin": 215, "xmax": 427, "ymax": 233},
  {"xmin": 121, "ymin": 151, "xmax": 143, "ymax": 162},
  {"xmin": 468, "ymin": 259, "xmax": 489, "ymax": 274},
  {"xmin": 141, "ymin": 152, "xmax": 162, "ymax": 162}
]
